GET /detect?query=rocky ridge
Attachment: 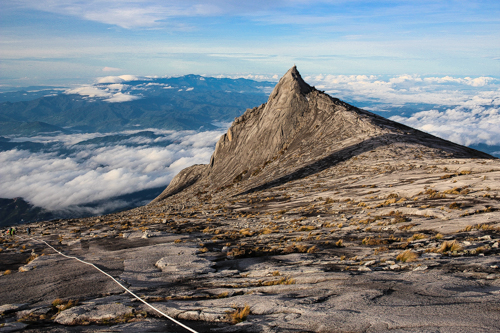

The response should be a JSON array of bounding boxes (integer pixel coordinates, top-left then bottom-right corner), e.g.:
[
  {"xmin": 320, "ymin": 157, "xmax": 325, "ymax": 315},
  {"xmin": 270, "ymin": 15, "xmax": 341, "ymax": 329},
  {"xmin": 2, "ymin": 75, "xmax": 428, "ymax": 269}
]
[{"xmin": 0, "ymin": 67, "xmax": 499, "ymax": 333}]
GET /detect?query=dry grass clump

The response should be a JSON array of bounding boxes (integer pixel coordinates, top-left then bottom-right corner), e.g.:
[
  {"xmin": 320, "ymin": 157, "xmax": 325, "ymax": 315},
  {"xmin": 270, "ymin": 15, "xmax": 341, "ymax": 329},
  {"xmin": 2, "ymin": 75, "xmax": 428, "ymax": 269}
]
[
  {"xmin": 460, "ymin": 223, "xmax": 499, "ymax": 232},
  {"xmin": 439, "ymin": 240, "xmax": 463, "ymax": 253},
  {"xmin": 387, "ymin": 211, "xmax": 410, "ymax": 223},
  {"xmin": 239, "ymin": 228, "xmax": 254, "ymax": 236},
  {"xmin": 259, "ymin": 276, "xmax": 296, "ymax": 286},
  {"xmin": 25, "ymin": 253, "xmax": 39, "ymax": 264},
  {"xmin": 396, "ymin": 250, "xmax": 419, "ymax": 262},
  {"xmin": 3, "ymin": 269, "xmax": 12, "ymax": 275},
  {"xmin": 259, "ymin": 228, "xmax": 274, "ymax": 235},
  {"xmin": 228, "ymin": 305, "xmax": 251, "ymax": 324},
  {"xmin": 307, "ymin": 246, "xmax": 317, "ymax": 253},
  {"xmin": 443, "ymin": 187, "xmax": 470, "ymax": 195},
  {"xmin": 409, "ymin": 233, "xmax": 426, "ymax": 241},
  {"xmin": 472, "ymin": 246, "xmax": 489, "ymax": 255},
  {"xmin": 335, "ymin": 239, "xmax": 343, "ymax": 247},
  {"xmin": 374, "ymin": 246, "xmax": 388, "ymax": 255},
  {"xmin": 448, "ymin": 202, "xmax": 461, "ymax": 209},
  {"xmin": 52, "ymin": 299, "xmax": 78, "ymax": 312}
]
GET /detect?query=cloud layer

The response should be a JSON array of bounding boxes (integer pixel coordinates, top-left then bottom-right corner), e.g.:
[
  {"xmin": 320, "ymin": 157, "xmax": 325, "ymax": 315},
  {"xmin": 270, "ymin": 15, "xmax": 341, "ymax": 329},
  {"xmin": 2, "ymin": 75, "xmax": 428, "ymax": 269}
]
[
  {"xmin": 0, "ymin": 129, "xmax": 224, "ymax": 215},
  {"xmin": 390, "ymin": 105, "xmax": 500, "ymax": 147},
  {"xmin": 305, "ymin": 74, "xmax": 500, "ymax": 107},
  {"xmin": 305, "ymin": 74, "xmax": 500, "ymax": 147}
]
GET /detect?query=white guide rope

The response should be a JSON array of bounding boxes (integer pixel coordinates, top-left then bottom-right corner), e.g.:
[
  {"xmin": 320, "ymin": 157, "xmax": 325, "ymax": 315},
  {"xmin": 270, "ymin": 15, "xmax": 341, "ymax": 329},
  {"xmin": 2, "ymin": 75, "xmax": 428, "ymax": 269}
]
[{"xmin": 17, "ymin": 235, "xmax": 199, "ymax": 333}]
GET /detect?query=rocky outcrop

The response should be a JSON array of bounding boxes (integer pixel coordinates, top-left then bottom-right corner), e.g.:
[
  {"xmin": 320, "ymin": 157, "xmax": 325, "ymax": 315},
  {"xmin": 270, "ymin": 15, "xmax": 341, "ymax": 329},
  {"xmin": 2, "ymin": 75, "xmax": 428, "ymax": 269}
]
[{"xmin": 152, "ymin": 66, "xmax": 493, "ymax": 203}]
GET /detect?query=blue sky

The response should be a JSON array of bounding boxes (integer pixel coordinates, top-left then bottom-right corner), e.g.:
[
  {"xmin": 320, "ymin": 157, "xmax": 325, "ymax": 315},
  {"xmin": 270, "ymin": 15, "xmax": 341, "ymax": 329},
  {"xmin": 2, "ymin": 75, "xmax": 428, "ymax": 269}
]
[{"xmin": 1, "ymin": 0, "xmax": 499, "ymax": 87}]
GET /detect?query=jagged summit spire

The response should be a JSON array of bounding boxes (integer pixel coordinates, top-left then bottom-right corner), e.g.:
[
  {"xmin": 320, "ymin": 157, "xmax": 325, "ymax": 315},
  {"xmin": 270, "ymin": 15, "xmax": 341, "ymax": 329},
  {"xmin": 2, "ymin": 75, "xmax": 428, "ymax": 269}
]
[
  {"xmin": 263, "ymin": 66, "xmax": 312, "ymax": 114},
  {"xmin": 273, "ymin": 66, "xmax": 312, "ymax": 97}
]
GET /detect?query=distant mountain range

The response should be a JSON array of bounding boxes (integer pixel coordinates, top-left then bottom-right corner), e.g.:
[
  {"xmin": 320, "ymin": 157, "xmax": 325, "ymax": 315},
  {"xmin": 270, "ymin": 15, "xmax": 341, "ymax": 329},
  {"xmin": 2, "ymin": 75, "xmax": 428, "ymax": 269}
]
[{"xmin": 0, "ymin": 75, "xmax": 274, "ymax": 135}]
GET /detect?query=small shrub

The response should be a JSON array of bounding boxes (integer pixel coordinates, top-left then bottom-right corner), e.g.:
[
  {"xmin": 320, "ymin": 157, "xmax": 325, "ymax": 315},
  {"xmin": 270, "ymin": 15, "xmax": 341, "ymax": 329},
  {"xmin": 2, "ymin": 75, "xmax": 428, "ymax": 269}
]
[
  {"xmin": 374, "ymin": 246, "xmax": 388, "ymax": 255},
  {"xmin": 472, "ymin": 246, "xmax": 488, "ymax": 254},
  {"xmin": 335, "ymin": 239, "xmax": 343, "ymax": 247},
  {"xmin": 439, "ymin": 240, "xmax": 463, "ymax": 253},
  {"xmin": 410, "ymin": 233, "xmax": 426, "ymax": 241},
  {"xmin": 52, "ymin": 299, "xmax": 63, "ymax": 307},
  {"xmin": 307, "ymin": 246, "xmax": 317, "ymax": 253},
  {"xmin": 396, "ymin": 250, "xmax": 419, "ymax": 262},
  {"xmin": 443, "ymin": 187, "xmax": 461, "ymax": 195},
  {"xmin": 228, "ymin": 305, "xmax": 251, "ymax": 324},
  {"xmin": 449, "ymin": 202, "xmax": 461, "ymax": 209},
  {"xmin": 3, "ymin": 270, "xmax": 12, "ymax": 275}
]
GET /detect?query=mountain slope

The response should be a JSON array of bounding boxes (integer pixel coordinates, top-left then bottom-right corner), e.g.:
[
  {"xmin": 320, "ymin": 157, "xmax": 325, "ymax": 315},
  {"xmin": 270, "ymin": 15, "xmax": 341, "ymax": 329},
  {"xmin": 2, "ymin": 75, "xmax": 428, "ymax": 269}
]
[{"xmin": 152, "ymin": 66, "xmax": 493, "ymax": 203}]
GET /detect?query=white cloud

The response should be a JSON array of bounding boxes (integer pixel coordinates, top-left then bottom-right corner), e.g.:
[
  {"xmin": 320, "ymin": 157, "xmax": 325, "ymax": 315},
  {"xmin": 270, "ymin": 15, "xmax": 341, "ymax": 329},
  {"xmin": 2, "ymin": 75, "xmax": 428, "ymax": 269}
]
[
  {"xmin": 65, "ymin": 80, "xmax": 143, "ymax": 102},
  {"xmin": 102, "ymin": 66, "xmax": 121, "ymax": 72},
  {"xmin": 304, "ymin": 74, "xmax": 500, "ymax": 106},
  {"xmin": 391, "ymin": 105, "xmax": 500, "ymax": 146},
  {"xmin": 0, "ymin": 129, "xmax": 224, "ymax": 215},
  {"xmin": 96, "ymin": 75, "xmax": 141, "ymax": 84},
  {"xmin": 65, "ymin": 85, "xmax": 111, "ymax": 98},
  {"xmin": 103, "ymin": 92, "xmax": 140, "ymax": 102}
]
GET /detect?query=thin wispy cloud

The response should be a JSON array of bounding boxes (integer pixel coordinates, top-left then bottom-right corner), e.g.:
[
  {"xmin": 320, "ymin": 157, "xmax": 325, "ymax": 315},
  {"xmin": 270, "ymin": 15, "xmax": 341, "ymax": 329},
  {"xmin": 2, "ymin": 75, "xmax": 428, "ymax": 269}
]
[
  {"xmin": 102, "ymin": 67, "xmax": 121, "ymax": 72},
  {"xmin": 2, "ymin": 1, "xmax": 498, "ymax": 87}
]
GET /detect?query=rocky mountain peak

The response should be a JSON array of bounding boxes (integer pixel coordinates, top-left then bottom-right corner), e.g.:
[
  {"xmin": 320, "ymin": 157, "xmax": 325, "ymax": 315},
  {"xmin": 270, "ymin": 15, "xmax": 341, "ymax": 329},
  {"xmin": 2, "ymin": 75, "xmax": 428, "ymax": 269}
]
[
  {"xmin": 152, "ymin": 67, "xmax": 493, "ymax": 203},
  {"xmin": 269, "ymin": 65, "xmax": 313, "ymax": 99}
]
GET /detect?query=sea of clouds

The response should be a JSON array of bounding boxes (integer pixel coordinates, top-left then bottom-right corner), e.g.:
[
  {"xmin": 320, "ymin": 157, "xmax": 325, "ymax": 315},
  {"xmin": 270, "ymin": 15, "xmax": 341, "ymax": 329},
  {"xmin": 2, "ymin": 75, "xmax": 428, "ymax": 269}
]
[{"xmin": 1, "ymin": 129, "xmax": 225, "ymax": 216}]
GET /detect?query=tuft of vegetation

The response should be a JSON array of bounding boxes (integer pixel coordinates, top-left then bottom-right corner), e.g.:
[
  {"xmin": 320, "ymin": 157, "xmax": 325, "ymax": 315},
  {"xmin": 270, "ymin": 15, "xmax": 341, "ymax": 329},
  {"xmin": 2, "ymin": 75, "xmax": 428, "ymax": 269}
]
[
  {"xmin": 228, "ymin": 305, "xmax": 251, "ymax": 324},
  {"xmin": 439, "ymin": 240, "xmax": 463, "ymax": 253},
  {"xmin": 396, "ymin": 250, "xmax": 419, "ymax": 262}
]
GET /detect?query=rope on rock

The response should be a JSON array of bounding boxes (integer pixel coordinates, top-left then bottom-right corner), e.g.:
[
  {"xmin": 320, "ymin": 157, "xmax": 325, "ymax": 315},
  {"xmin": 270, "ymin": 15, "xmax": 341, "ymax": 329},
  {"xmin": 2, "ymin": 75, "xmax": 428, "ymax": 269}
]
[{"xmin": 17, "ymin": 235, "xmax": 199, "ymax": 333}]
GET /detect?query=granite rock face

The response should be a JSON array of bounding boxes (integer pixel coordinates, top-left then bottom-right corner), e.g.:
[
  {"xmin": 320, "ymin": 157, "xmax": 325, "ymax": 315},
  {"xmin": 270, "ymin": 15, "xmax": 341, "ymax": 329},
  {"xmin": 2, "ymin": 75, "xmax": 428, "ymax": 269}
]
[{"xmin": 152, "ymin": 66, "xmax": 492, "ymax": 203}]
